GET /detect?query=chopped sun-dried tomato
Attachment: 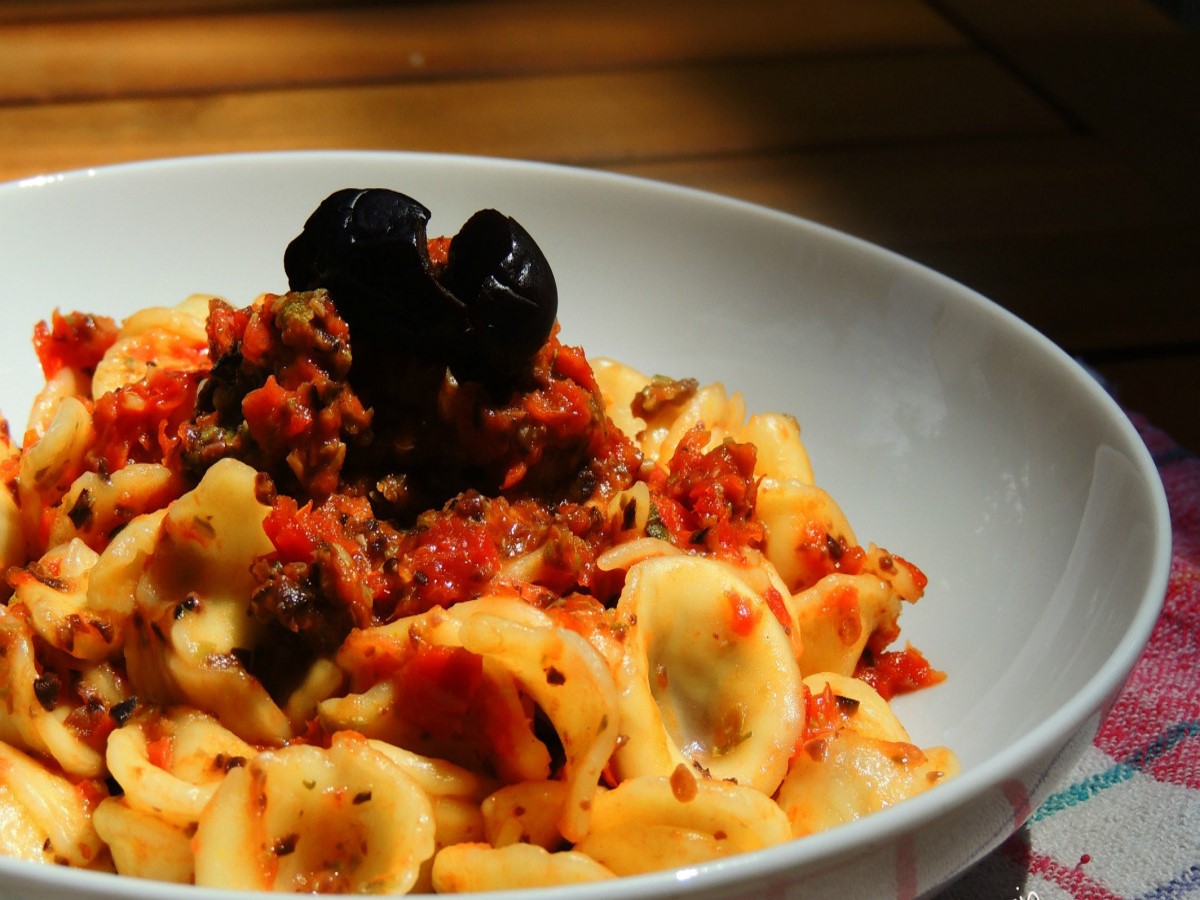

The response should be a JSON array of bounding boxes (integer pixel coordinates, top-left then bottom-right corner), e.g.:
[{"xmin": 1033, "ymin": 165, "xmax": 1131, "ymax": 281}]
[
  {"xmin": 855, "ymin": 643, "xmax": 946, "ymax": 700},
  {"xmin": 146, "ymin": 735, "xmax": 173, "ymax": 770},
  {"xmin": 799, "ymin": 681, "xmax": 848, "ymax": 747},
  {"xmin": 63, "ymin": 701, "xmax": 118, "ymax": 754},
  {"xmin": 393, "ymin": 644, "xmax": 484, "ymax": 741},
  {"xmin": 792, "ymin": 519, "xmax": 867, "ymax": 590},
  {"xmin": 726, "ymin": 590, "xmax": 761, "ymax": 637},
  {"xmin": 404, "ymin": 513, "xmax": 501, "ymax": 612},
  {"xmin": 89, "ymin": 367, "xmax": 203, "ymax": 473},
  {"xmin": 32, "ymin": 309, "xmax": 118, "ymax": 379},
  {"xmin": 648, "ymin": 426, "xmax": 764, "ymax": 558}
]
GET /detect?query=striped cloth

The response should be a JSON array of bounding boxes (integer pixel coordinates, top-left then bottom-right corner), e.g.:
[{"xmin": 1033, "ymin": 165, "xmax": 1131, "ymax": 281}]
[{"xmin": 943, "ymin": 414, "xmax": 1200, "ymax": 899}]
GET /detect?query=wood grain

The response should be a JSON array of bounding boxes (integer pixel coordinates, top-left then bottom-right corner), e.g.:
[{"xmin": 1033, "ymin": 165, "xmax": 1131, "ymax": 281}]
[
  {"xmin": 0, "ymin": 52, "xmax": 1065, "ymax": 178},
  {"xmin": 935, "ymin": 0, "xmax": 1200, "ymax": 209},
  {"xmin": 1, "ymin": 0, "xmax": 962, "ymax": 102}
]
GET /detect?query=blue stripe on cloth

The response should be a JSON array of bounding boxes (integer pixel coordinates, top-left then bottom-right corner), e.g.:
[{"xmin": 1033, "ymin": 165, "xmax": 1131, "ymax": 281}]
[
  {"xmin": 1135, "ymin": 864, "xmax": 1200, "ymax": 900},
  {"xmin": 1031, "ymin": 720, "xmax": 1200, "ymax": 822}
]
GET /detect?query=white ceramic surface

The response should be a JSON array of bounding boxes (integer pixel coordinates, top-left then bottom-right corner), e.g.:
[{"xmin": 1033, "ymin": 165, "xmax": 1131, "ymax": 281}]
[{"xmin": 0, "ymin": 152, "xmax": 1171, "ymax": 899}]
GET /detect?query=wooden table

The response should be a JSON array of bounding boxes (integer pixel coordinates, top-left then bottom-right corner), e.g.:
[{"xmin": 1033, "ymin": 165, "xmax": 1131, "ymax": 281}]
[{"xmin": 2, "ymin": 0, "xmax": 1197, "ymax": 457}]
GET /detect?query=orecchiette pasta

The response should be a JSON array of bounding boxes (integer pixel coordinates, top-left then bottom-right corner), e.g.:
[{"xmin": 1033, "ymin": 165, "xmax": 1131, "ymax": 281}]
[
  {"xmin": 91, "ymin": 795, "xmax": 194, "ymax": 883},
  {"xmin": 608, "ymin": 554, "xmax": 802, "ymax": 795},
  {"xmin": 125, "ymin": 458, "xmax": 294, "ymax": 745},
  {"xmin": 480, "ymin": 779, "xmax": 569, "ymax": 850},
  {"xmin": 193, "ymin": 732, "xmax": 436, "ymax": 892},
  {"xmin": 90, "ymin": 295, "xmax": 211, "ymax": 401},
  {"xmin": 777, "ymin": 674, "xmax": 959, "ymax": 837},
  {"xmin": 0, "ymin": 435, "xmax": 24, "ymax": 592},
  {"xmin": 92, "ymin": 707, "xmax": 259, "ymax": 884},
  {"xmin": 431, "ymin": 842, "xmax": 616, "ymax": 892},
  {"xmin": 0, "ymin": 739, "xmax": 107, "ymax": 869},
  {"xmin": 792, "ymin": 573, "xmax": 903, "ymax": 678},
  {"xmin": 572, "ymin": 770, "xmax": 793, "ymax": 876},
  {"xmin": 17, "ymin": 395, "xmax": 93, "ymax": 557},
  {"xmin": 0, "ymin": 199, "xmax": 956, "ymax": 893},
  {"xmin": 0, "ymin": 604, "xmax": 108, "ymax": 778}
]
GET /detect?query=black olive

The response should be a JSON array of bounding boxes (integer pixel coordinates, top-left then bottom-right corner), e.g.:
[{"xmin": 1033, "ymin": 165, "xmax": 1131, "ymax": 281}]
[
  {"xmin": 283, "ymin": 188, "xmax": 558, "ymax": 384},
  {"xmin": 283, "ymin": 188, "xmax": 466, "ymax": 352},
  {"xmin": 443, "ymin": 208, "xmax": 558, "ymax": 379}
]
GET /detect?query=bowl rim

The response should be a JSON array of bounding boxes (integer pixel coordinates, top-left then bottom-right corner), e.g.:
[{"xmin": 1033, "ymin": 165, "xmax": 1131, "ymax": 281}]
[{"xmin": 0, "ymin": 149, "xmax": 1174, "ymax": 897}]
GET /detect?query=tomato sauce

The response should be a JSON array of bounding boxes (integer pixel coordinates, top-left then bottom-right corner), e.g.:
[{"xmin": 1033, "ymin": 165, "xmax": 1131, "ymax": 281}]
[
  {"xmin": 90, "ymin": 367, "xmax": 203, "ymax": 472},
  {"xmin": 647, "ymin": 427, "xmax": 764, "ymax": 559},
  {"xmin": 393, "ymin": 644, "xmax": 484, "ymax": 740},
  {"xmin": 32, "ymin": 309, "xmax": 118, "ymax": 380},
  {"xmin": 798, "ymin": 681, "xmax": 850, "ymax": 747},
  {"xmin": 725, "ymin": 590, "xmax": 761, "ymax": 637},
  {"xmin": 854, "ymin": 644, "xmax": 946, "ymax": 700}
]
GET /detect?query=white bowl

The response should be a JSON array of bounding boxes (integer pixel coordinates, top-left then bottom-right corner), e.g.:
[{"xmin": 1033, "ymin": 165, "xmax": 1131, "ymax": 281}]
[{"xmin": 0, "ymin": 152, "xmax": 1170, "ymax": 899}]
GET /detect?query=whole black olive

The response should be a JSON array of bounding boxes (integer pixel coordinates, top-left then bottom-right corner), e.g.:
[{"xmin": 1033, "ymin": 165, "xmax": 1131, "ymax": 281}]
[
  {"xmin": 283, "ymin": 188, "xmax": 467, "ymax": 352},
  {"xmin": 283, "ymin": 188, "xmax": 558, "ymax": 385},
  {"xmin": 443, "ymin": 208, "xmax": 558, "ymax": 379}
]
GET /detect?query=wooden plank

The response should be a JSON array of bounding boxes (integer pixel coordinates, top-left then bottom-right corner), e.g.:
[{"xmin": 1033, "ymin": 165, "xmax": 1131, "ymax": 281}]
[
  {"xmin": 896, "ymin": 226, "xmax": 1200, "ymax": 352},
  {"xmin": 1008, "ymin": 38, "xmax": 1200, "ymax": 210},
  {"xmin": 0, "ymin": 51, "xmax": 1067, "ymax": 183},
  {"xmin": 0, "ymin": 0, "xmax": 965, "ymax": 103},
  {"xmin": 613, "ymin": 135, "xmax": 1190, "ymax": 245},
  {"xmin": 0, "ymin": 0, "xmax": 332, "ymax": 21},
  {"xmin": 891, "ymin": 1, "xmax": 1200, "ymax": 449},
  {"xmin": 927, "ymin": 0, "xmax": 1184, "ymax": 39},
  {"xmin": 934, "ymin": 0, "xmax": 1200, "ymax": 209}
]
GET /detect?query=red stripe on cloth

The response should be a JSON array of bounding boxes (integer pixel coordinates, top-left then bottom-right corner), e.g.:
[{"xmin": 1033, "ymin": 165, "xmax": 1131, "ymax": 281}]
[
  {"xmin": 1093, "ymin": 416, "xmax": 1200, "ymax": 789},
  {"xmin": 1094, "ymin": 559, "xmax": 1200, "ymax": 787},
  {"xmin": 1161, "ymin": 464, "xmax": 1200, "ymax": 564},
  {"xmin": 1145, "ymin": 723, "xmax": 1200, "ymax": 789}
]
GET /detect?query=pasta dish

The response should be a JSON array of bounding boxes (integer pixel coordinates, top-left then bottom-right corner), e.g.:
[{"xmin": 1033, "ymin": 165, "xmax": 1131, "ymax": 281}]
[{"xmin": 0, "ymin": 189, "xmax": 958, "ymax": 892}]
